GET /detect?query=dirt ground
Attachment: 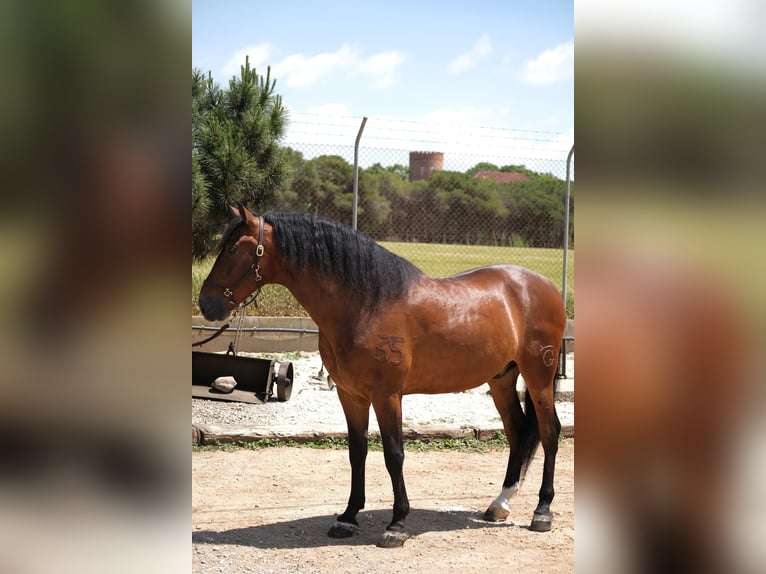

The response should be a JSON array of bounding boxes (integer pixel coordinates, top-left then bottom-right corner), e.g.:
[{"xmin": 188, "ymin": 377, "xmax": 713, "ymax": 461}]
[{"xmin": 192, "ymin": 439, "xmax": 573, "ymax": 573}]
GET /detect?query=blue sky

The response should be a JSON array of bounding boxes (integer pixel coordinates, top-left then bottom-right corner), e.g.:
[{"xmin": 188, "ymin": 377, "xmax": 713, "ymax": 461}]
[{"xmin": 193, "ymin": 1, "xmax": 573, "ymax": 170}]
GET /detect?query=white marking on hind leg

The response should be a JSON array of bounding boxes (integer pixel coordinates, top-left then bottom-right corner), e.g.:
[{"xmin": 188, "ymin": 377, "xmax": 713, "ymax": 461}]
[{"xmin": 491, "ymin": 481, "xmax": 520, "ymax": 513}]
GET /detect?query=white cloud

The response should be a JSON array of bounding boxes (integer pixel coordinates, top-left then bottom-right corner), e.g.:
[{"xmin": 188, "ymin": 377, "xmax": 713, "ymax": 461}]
[
  {"xmin": 362, "ymin": 50, "xmax": 408, "ymax": 88},
  {"xmin": 276, "ymin": 43, "xmax": 357, "ymax": 87},
  {"xmin": 449, "ymin": 34, "xmax": 493, "ymax": 74},
  {"xmin": 224, "ymin": 43, "xmax": 407, "ymax": 89},
  {"xmin": 521, "ymin": 40, "xmax": 574, "ymax": 85},
  {"xmin": 221, "ymin": 43, "xmax": 273, "ymax": 79}
]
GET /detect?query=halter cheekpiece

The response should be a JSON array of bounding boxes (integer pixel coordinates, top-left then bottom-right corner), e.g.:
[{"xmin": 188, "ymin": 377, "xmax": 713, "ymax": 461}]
[{"xmin": 204, "ymin": 214, "xmax": 265, "ymax": 312}]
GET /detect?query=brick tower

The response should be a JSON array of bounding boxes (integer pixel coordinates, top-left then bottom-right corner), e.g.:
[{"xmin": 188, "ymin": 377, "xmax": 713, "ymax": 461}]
[{"xmin": 408, "ymin": 151, "xmax": 444, "ymax": 181}]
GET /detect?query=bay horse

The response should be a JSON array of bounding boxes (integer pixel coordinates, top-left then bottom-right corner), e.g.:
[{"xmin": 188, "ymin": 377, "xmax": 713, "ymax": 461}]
[{"xmin": 198, "ymin": 205, "xmax": 567, "ymax": 548}]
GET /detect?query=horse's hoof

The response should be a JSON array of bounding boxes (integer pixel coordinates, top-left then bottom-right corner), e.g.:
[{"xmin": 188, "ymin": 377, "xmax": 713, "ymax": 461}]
[
  {"xmin": 328, "ymin": 520, "xmax": 359, "ymax": 538},
  {"xmin": 377, "ymin": 529, "xmax": 410, "ymax": 548},
  {"xmin": 483, "ymin": 503, "xmax": 510, "ymax": 522},
  {"xmin": 529, "ymin": 512, "xmax": 552, "ymax": 532}
]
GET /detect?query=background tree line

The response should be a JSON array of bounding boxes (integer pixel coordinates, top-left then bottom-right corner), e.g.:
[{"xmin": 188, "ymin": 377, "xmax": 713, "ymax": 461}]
[
  {"xmin": 193, "ymin": 62, "xmax": 573, "ymax": 258},
  {"xmin": 271, "ymin": 152, "xmax": 574, "ymax": 249}
]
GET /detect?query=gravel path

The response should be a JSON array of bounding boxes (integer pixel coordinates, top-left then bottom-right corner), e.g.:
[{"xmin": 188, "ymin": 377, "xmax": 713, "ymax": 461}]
[{"xmin": 193, "ymin": 351, "xmax": 574, "ymax": 435}]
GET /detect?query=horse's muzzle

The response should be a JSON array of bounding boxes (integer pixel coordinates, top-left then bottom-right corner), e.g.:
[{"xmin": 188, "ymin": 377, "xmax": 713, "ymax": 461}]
[{"xmin": 199, "ymin": 292, "xmax": 230, "ymax": 322}]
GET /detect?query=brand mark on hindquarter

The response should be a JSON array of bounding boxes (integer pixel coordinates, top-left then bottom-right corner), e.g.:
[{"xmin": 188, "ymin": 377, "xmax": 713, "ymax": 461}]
[
  {"xmin": 539, "ymin": 344, "xmax": 555, "ymax": 367},
  {"xmin": 376, "ymin": 335, "xmax": 405, "ymax": 366}
]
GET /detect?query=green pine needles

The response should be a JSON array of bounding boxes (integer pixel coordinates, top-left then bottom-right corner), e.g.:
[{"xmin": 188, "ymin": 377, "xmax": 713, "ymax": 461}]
[{"xmin": 192, "ymin": 57, "xmax": 289, "ymax": 259}]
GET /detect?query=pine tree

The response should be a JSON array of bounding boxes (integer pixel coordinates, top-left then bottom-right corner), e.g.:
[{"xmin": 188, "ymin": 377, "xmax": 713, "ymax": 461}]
[{"xmin": 192, "ymin": 57, "xmax": 288, "ymax": 258}]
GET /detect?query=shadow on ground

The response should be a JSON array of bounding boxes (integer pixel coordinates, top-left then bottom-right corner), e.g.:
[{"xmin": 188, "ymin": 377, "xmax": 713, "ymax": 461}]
[{"xmin": 193, "ymin": 507, "xmax": 529, "ymax": 549}]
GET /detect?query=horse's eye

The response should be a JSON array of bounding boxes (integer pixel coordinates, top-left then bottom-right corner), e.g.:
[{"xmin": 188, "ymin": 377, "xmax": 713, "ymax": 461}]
[{"xmin": 227, "ymin": 244, "xmax": 237, "ymax": 254}]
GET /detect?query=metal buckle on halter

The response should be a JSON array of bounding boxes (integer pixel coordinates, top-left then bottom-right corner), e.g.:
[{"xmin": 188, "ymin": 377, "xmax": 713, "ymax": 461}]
[
  {"xmin": 256, "ymin": 244, "xmax": 264, "ymax": 257},
  {"xmin": 223, "ymin": 287, "xmax": 233, "ymax": 298}
]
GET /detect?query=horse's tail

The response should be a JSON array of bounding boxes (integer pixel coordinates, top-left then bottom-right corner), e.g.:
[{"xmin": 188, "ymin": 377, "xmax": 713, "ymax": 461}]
[
  {"xmin": 519, "ymin": 376, "xmax": 560, "ymax": 479},
  {"xmin": 518, "ymin": 390, "xmax": 541, "ymax": 480}
]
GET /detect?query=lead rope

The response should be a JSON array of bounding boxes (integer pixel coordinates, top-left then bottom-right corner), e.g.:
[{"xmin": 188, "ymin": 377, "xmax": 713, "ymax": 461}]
[
  {"xmin": 231, "ymin": 302, "xmax": 247, "ymax": 355},
  {"xmin": 192, "ymin": 320, "xmax": 231, "ymax": 348},
  {"xmin": 192, "ymin": 293, "xmax": 261, "ymax": 349}
]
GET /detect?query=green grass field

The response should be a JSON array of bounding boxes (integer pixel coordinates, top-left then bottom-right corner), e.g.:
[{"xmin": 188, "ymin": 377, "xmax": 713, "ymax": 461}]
[{"xmin": 192, "ymin": 242, "xmax": 574, "ymax": 318}]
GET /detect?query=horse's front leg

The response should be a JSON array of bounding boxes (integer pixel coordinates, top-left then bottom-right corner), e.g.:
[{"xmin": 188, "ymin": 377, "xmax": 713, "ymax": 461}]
[
  {"xmin": 328, "ymin": 389, "xmax": 370, "ymax": 539},
  {"xmin": 372, "ymin": 394, "xmax": 411, "ymax": 548}
]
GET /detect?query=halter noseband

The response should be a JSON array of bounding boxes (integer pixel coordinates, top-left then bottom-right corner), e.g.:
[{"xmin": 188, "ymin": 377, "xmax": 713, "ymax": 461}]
[{"xmin": 205, "ymin": 215, "xmax": 265, "ymax": 312}]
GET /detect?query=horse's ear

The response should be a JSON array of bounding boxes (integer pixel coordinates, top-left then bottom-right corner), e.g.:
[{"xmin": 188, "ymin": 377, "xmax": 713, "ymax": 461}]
[
  {"xmin": 231, "ymin": 203, "xmax": 253, "ymax": 223},
  {"xmin": 237, "ymin": 203, "xmax": 252, "ymax": 223}
]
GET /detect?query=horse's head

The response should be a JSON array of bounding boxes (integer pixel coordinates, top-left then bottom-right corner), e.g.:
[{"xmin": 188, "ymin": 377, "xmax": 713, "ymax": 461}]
[{"xmin": 198, "ymin": 205, "xmax": 269, "ymax": 321}]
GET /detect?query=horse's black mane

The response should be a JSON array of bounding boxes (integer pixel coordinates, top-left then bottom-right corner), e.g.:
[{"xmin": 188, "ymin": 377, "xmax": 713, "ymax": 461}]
[{"xmin": 264, "ymin": 211, "xmax": 423, "ymax": 309}]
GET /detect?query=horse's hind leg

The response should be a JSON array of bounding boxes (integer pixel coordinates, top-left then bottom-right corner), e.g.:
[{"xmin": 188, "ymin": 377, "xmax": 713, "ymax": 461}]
[
  {"xmin": 520, "ymin": 346, "xmax": 562, "ymax": 532},
  {"xmin": 484, "ymin": 362, "xmax": 528, "ymax": 522}
]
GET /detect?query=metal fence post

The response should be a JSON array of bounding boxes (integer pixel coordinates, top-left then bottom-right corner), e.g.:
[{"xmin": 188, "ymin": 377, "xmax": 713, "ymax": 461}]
[
  {"xmin": 557, "ymin": 145, "xmax": 574, "ymax": 378},
  {"xmin": 352, "ymin": 116, "xmax": 368, "ymax": 230},
  {"xmin": 562, "ymin": 144, "xmax": 574, "ymax": 305}
]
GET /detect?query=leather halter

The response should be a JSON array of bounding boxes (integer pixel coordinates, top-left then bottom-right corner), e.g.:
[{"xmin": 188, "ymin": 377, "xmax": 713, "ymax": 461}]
[{"xmin": 203, "ymin": 215, "xmax": 265, "ymax": 311}]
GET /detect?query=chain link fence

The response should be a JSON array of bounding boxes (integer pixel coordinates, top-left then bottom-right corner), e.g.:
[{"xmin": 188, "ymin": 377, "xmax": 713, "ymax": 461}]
[{"xmin": 257, "ymin": 128, "xmax": 574, "ymax": 317}]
